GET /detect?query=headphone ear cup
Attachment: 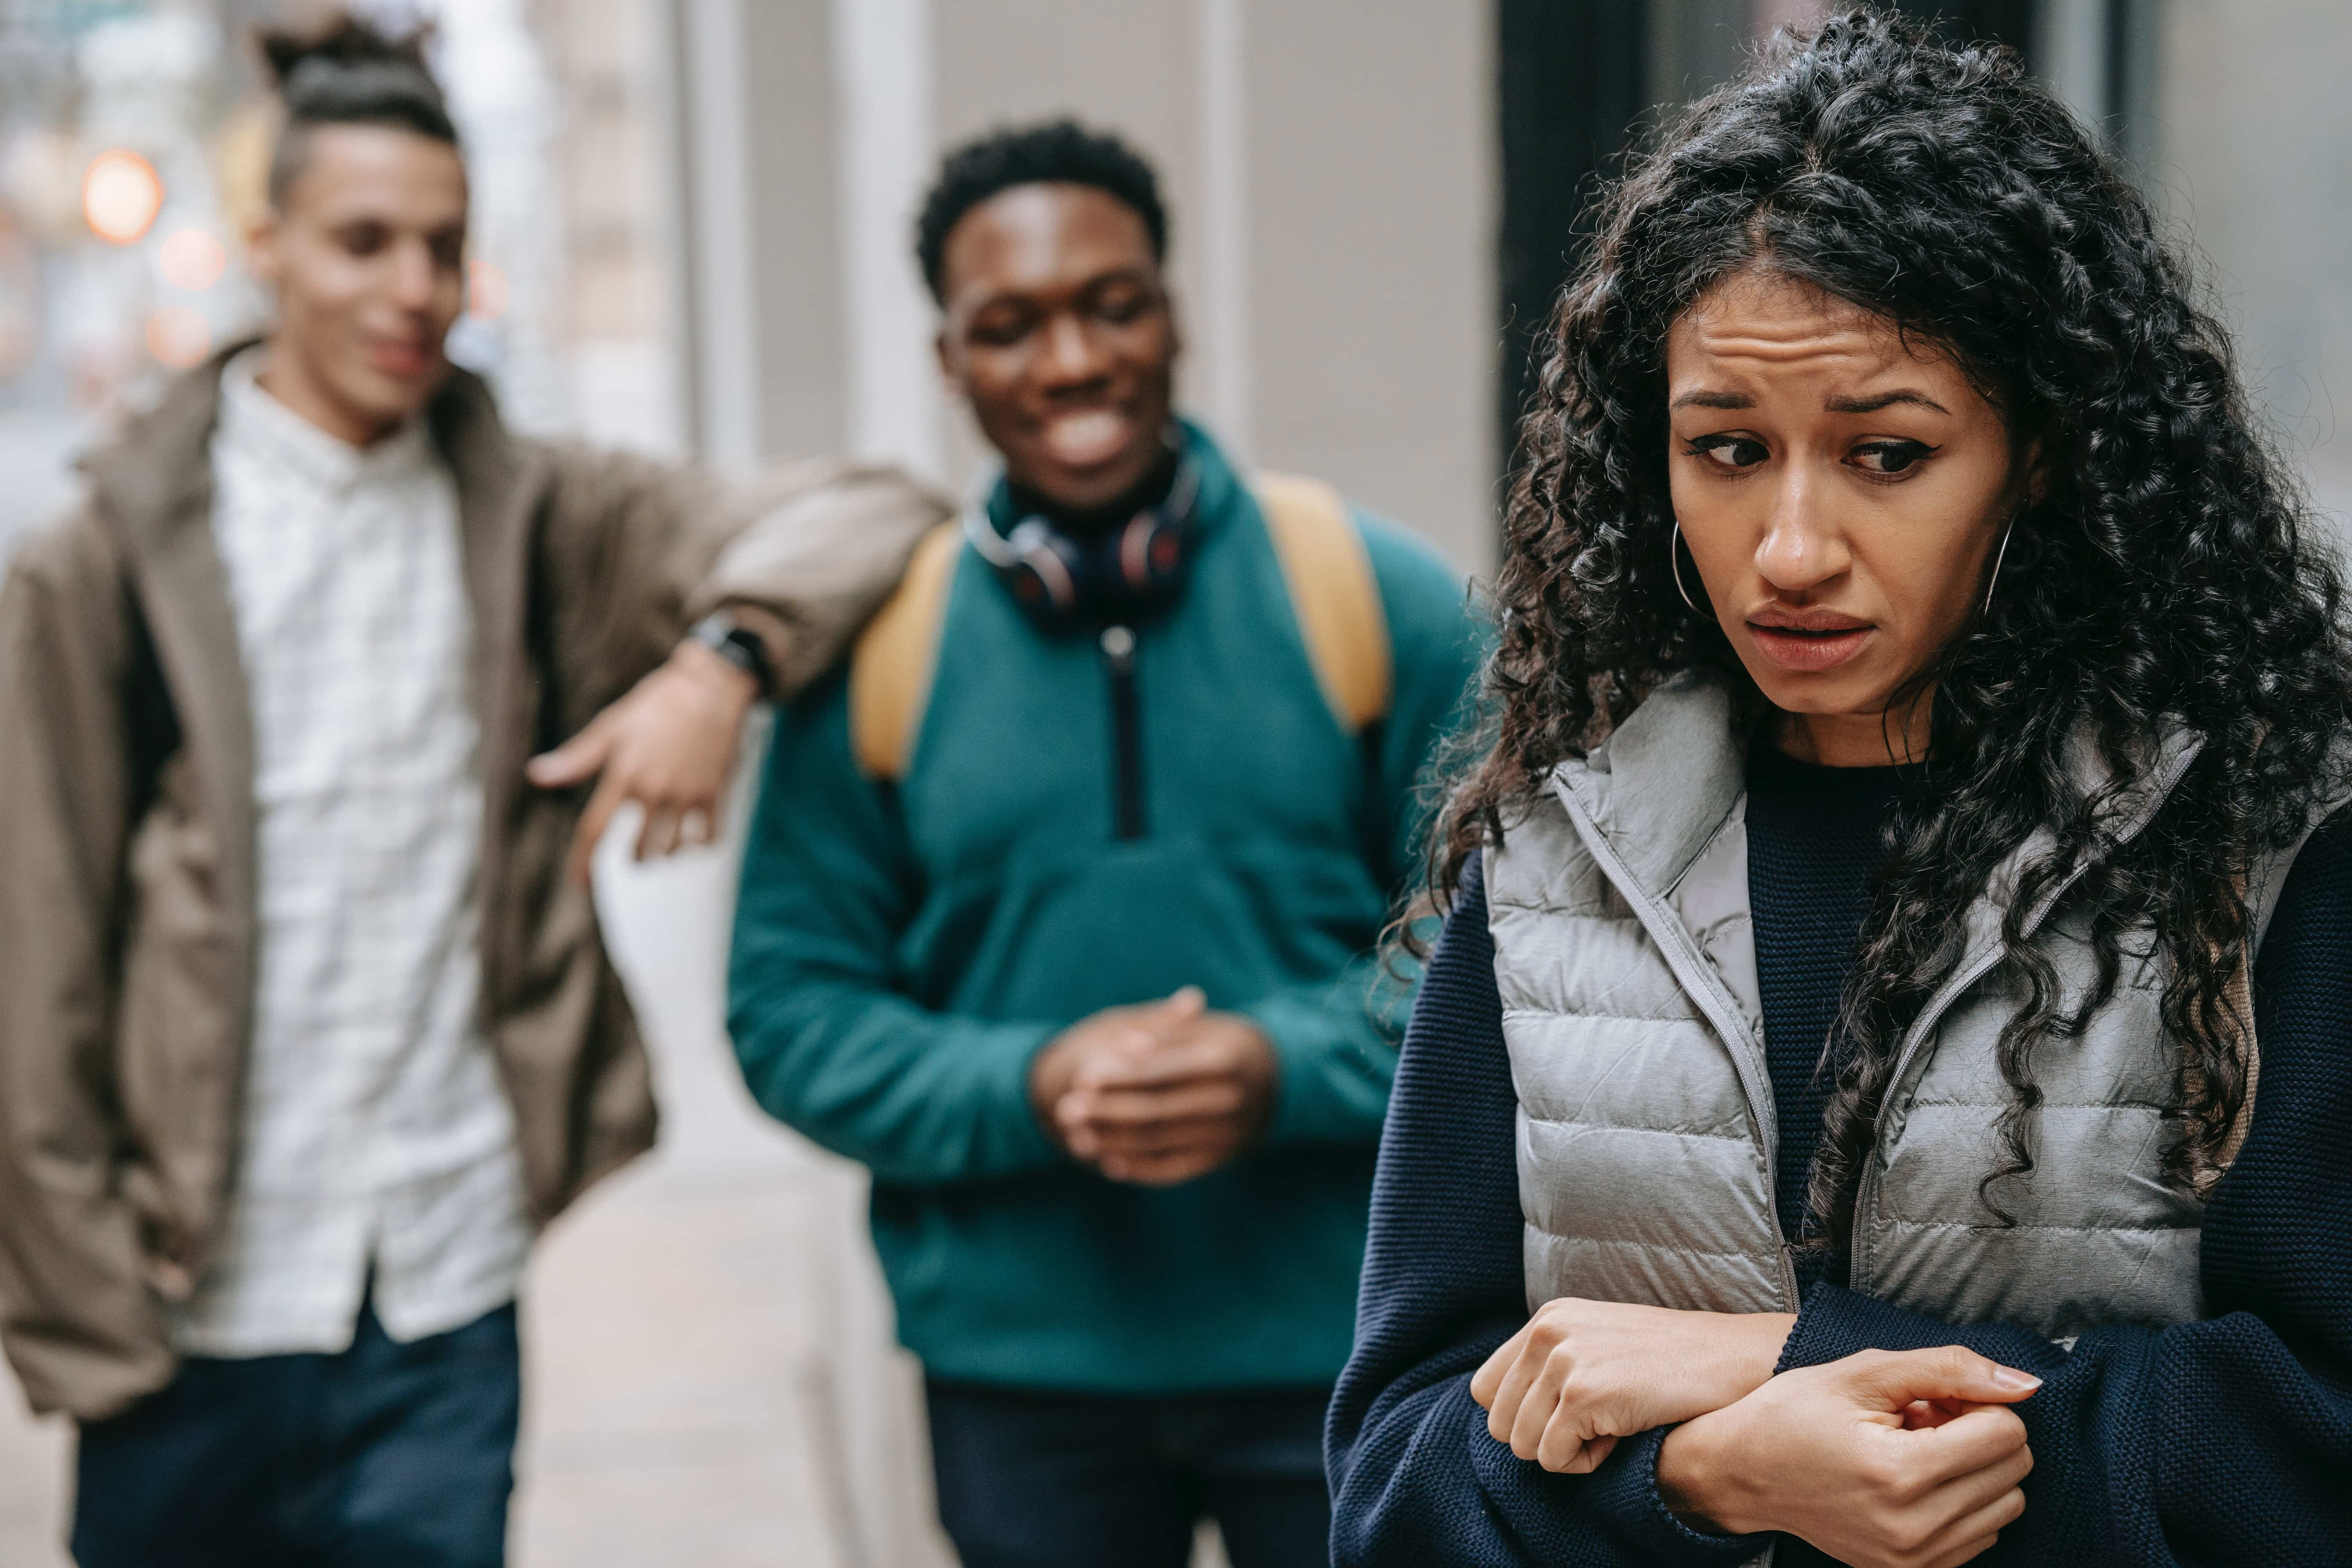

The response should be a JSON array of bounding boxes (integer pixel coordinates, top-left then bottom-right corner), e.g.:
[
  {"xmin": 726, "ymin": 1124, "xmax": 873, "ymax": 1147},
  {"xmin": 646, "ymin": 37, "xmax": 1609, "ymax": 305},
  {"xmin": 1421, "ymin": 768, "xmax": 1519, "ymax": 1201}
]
[
  {"xmin": 1118, "ymin": 512, "xmax": 1189, "ymax": 599},
  {"xmin": 1007, "ymin": 527, "xmax": 1084, "ymax": 628}
]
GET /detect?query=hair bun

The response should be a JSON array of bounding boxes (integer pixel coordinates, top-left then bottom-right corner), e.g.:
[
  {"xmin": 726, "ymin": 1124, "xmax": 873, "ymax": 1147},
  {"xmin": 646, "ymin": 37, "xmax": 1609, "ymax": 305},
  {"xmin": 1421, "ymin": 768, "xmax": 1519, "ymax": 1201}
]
[
  {"xmin": 258, "ymin": 12, "xmax": 438, "ymax": 99},
  {"xmin": 254, "ymin": 8, "xmax": 457, "ymax": 196}
]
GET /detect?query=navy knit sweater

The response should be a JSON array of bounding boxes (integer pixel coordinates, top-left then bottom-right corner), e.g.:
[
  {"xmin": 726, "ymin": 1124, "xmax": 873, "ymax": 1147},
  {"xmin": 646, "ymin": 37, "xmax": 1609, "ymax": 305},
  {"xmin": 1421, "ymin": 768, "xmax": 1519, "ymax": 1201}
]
[
  {"xmin": 1745, "ymin": 744, "xmax": 1911, "ymax": 1299},
  {"xmin": 1327, "ymin": 762, "xmax": 2352, "ymax": 1566}
]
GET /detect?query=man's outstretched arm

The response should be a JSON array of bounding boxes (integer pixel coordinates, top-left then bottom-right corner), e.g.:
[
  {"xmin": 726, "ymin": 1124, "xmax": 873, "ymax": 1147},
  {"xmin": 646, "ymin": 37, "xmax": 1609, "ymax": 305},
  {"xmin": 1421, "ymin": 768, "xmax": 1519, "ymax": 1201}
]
[{"xmin": 524, "ymin": 448, "xmax": 951, "ymax": 881}]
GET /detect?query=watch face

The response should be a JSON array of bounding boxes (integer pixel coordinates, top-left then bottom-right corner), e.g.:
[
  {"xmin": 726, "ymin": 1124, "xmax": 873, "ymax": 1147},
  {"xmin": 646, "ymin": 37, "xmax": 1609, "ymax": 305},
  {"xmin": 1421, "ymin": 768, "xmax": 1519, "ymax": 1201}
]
[{"xmin": 691, "ymin": 613, "xmax": 769, "ymax": 691}]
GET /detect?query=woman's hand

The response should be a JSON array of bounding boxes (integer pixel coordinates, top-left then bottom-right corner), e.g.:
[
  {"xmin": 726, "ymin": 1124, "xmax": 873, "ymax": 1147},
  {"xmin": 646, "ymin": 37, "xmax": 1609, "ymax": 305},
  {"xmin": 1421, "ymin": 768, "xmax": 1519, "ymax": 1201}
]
[
  {"xmin": 1656, "ymin": 1345, "xmax": 2040, "ymax": 1568},
  {"xmin": 1469, "ymin": 1300, "xmax": 1797, "ymax": 1474}
]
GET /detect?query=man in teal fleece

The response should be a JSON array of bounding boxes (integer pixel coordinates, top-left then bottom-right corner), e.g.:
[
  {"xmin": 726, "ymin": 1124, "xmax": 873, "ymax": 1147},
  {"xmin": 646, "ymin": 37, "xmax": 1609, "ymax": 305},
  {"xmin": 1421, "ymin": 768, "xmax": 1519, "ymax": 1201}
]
[{"xmin": 728, "ymin": 120, "xmax": 1482, "ymax": 1568}]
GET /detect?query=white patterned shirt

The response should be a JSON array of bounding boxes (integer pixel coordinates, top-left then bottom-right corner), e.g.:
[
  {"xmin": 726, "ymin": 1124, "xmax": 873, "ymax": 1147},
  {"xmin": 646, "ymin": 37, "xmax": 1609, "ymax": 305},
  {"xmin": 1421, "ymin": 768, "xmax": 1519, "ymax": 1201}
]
[{"xmin": 176, "ymin": 350, "xmax": 532, "ymax": 1357}]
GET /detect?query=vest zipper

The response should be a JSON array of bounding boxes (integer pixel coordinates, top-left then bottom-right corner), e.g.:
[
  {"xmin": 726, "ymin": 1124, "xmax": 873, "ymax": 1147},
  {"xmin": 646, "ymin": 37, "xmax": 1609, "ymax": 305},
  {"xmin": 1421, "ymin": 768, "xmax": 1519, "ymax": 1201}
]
[{"xmin": 1101, "ymin": 624, "xmax": 1146, "ymax": 840}]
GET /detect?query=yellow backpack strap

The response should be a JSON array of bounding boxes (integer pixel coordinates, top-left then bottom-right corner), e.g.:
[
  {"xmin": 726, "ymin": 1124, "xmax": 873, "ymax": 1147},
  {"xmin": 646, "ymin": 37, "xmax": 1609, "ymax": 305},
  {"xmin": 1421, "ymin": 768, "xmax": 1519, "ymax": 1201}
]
[
  {"xmin": 1255, "ymin": 473, "xmax": 1392, "ymax": 734},
  {"xmin": 849, "ymin": 521, "xmax": 964, "ymax": 780}
]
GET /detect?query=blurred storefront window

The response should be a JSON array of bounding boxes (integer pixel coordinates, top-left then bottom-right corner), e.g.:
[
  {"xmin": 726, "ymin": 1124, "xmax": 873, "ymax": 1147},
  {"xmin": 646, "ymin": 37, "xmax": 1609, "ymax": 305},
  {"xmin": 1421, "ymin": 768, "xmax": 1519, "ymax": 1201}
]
[
  {"xmin": 2152, "ymin": 0, "xmax": 2352, "ymax": 530},
  {"xmin": 0, "ymin": 0, "xmax": 641, "ymax": 558},
  {"xmin": 1, "ymin": 0, "xmax": 2348, "ymax": 563}
]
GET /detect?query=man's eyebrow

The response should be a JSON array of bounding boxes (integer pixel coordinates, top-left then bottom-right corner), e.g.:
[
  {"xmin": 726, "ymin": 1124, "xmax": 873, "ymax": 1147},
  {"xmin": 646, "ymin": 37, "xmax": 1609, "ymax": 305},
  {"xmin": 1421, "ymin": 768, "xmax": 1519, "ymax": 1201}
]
[
  {"xmin": 1825, "ymin": 390, "xmax": 1951, "ymax": 415},
  {"xmin": 1670, "ymin": 390, "xmax": 1753, "ymax": 410}
]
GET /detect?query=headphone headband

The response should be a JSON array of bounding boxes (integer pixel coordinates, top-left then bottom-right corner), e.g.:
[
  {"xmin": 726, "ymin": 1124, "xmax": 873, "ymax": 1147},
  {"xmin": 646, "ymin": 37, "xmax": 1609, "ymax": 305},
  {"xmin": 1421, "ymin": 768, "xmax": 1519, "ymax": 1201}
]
[{"xmin": 965, "ymin": 447, "xmax": 1201, "ymax": 632}]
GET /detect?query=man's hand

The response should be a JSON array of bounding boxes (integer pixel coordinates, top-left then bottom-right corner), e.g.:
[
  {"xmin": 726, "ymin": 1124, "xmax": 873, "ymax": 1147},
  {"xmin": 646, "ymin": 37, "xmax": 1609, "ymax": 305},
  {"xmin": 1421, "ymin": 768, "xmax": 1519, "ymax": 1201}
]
[
  {"xmin": 526, "ymin": 641, "xmax": 760, "ymax": 886},
  {"xmin": 1028, "ymin": 988, "xmax": 1279, "ymax": 1186},
  {"xmin": 1469, "ymin": 1300, "xmax": 1797, "ymax": 1475},
  {"xmin": 1656, "ymin": 1346, "xmax": 2040, "ymax": 1568}
]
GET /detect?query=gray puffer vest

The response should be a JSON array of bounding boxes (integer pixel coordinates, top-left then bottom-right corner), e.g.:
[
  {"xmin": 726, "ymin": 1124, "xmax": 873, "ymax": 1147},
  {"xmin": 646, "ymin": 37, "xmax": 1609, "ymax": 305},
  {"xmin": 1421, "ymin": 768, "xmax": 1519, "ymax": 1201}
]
[{"xmin": 1488, "ymin": 672, "xmax": 2316, "ymax": 1339}]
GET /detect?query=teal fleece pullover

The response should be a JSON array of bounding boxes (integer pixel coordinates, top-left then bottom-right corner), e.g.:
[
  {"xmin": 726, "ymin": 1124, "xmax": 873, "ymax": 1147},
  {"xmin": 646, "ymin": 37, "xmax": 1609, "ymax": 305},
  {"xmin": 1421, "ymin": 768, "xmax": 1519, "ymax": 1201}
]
[{"xmin": 728, "ymin": 425, "xmax": 1482, "ymax": 1394}]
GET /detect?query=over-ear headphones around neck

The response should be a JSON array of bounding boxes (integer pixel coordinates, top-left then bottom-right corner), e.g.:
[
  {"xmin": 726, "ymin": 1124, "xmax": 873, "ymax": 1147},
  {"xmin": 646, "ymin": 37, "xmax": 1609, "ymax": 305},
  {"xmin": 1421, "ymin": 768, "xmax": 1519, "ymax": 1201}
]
[{"xmin": 965, "ymin": 450, "xmax": 1202, "ymax": 634}]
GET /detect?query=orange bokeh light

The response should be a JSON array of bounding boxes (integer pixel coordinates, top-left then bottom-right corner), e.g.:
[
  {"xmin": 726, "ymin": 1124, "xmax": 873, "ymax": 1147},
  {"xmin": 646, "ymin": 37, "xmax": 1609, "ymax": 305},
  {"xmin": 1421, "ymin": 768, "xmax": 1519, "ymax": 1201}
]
[
  {"xmin": 157, "ymin": 227, "xmax": 227, "ymax": 292},
  {"xmin": 83, "ymin": 150, "xmax": 164, "ymax": 246},
  {"xmin": 467, "ymin": 258, "xmax": 509, "ymax": 320},
  {"xmin": 146, "ymin": 305, "xmax": 213, "ymax": 369}
]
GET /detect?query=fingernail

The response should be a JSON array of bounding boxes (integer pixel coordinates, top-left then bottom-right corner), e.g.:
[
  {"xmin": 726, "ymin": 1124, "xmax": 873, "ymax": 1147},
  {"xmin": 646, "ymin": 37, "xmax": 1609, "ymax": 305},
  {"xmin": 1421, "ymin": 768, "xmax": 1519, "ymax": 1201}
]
[{"xmin": 1991, "ymin": 1367, "xmax": 2042, "ymax": 1393}]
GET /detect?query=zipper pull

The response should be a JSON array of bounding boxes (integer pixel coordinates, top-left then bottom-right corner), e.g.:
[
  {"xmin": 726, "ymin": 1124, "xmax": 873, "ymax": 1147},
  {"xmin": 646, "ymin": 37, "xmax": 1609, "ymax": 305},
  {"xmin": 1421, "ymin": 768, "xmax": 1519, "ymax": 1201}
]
[
  {"xmin": 1100, "ymin": 623, "xmax": 1136, "ymax": 671},
  {"xmin": 1100, "ymin": 624, "xmax": 1146, "ymax": 840}
]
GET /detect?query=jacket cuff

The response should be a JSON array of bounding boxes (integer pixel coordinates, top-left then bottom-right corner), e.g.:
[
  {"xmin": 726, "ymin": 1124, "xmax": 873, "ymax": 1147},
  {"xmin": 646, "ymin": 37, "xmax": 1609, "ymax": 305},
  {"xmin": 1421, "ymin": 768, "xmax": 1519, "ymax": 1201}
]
[
  {"xmin": 990, "ymin": 1022, "xmax": 1065, "ymax": 1172},
  {"xmin": 1243, "ymin": 991, "xmax": 1391, "ymax": 1145},
  {"xmin": 687, "ymin": 464, "xmax": 951, "ymax": 696}
]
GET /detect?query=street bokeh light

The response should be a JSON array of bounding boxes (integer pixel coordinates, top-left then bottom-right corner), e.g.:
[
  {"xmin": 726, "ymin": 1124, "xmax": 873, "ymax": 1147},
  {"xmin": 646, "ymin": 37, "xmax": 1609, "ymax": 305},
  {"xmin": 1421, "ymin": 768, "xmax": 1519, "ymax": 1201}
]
[
  {"xmin": 156, "ymin": 227, "xmax": 227, "ymax": 292},
  {"xmin": 144, "ymin": 303, "xmax": 212, "ymax": 368},
  {"xmin": 467, "ymin": 257, "xmax": 510, "ymax": 320},
  {"xmin": 81, "ymin": 149, "xmax": 164, "ymax": 246}
]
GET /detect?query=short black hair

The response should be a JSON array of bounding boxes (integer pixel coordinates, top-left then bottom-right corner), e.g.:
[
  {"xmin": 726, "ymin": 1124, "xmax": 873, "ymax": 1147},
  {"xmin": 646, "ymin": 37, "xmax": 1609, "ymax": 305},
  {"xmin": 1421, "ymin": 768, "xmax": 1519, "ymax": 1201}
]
[
  {"xmin": 259, "ymin": 13, "xmax": 458, "ymax": 205},
  {"xmin": 914, "ymin": 119, "xmax": 1167, "ymax": 303}
]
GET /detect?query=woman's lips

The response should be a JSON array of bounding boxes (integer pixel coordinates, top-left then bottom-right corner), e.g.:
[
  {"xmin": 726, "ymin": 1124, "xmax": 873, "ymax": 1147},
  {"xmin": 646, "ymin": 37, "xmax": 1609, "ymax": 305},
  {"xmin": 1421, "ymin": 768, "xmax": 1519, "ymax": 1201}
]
[{"xmin": 1746, "ymin": 621, "xmax": 1875, "ymax": 673}]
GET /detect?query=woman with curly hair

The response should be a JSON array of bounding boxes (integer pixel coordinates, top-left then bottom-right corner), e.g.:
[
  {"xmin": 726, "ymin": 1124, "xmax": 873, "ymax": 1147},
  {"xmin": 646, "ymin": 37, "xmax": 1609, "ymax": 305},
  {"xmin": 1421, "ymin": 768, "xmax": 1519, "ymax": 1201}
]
[{"xmin": 1327, "ymin": 12, "xmax": 2352, "ymax": 1568}]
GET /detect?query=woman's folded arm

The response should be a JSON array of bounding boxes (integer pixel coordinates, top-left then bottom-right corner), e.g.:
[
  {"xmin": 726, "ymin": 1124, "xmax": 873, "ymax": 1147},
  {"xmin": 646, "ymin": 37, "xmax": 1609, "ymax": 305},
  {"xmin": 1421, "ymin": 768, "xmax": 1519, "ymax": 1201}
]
[
  {"xmin": 1772, "ymin": 807, "xmax": 2352, "ymax": 1565},
  {"xmin": 1326, "ymin": 861, "xmax": 1764, "ymax": 1568}
]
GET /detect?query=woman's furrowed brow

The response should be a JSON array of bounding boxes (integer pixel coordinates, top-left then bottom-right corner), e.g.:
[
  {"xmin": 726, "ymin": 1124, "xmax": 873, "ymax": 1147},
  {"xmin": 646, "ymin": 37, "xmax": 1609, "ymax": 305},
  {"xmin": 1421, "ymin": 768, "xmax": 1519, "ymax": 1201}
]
[
  {"xmin": 1668, "ymin": 389, "xmax": 1953, "ymax": 415},
  {"xmin": 1824, "ymin": 390, "xmax": 1952, "ymax": 415}
]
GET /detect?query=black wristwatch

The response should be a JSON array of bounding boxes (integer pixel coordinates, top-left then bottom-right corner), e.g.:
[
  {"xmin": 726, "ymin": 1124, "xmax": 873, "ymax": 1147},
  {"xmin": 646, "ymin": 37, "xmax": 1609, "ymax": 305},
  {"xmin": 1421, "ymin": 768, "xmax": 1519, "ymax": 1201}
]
[{"xmin": 687, "ymin": 611, "xmax": 775, "ymax": 698}]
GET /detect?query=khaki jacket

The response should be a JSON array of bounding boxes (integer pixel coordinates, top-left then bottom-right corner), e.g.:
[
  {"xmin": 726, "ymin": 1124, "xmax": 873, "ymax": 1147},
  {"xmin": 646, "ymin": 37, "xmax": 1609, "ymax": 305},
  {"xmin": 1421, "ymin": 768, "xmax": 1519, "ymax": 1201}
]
[{"xmin": 0, "ymin": 351, "xmax": 948, "ymax": 1419}]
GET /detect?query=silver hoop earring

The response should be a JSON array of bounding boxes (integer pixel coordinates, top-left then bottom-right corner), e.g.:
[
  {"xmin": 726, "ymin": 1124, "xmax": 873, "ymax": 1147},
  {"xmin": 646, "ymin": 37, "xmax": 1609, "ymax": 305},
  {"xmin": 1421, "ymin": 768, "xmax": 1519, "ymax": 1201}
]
[
  {"xmin": 1982, "ymin": 519, "xmax": 2016, "ymax": 617},
  {"xmin": 1670, "ymin": 521, "xmax": 1705, "ymax": 616}
]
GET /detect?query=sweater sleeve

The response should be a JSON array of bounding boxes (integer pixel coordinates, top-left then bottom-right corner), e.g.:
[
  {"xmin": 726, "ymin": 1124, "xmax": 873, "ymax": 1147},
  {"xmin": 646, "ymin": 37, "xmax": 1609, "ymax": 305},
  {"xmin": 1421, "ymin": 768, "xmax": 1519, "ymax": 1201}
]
[
  {"xmin": 726, "ymin": 671, "xmax": 1062, "ymax": 1186},
  {"xmin": 1326, "ymin": 858, "xmax": 1764, "ymax": 1568},
  {"xmin": 1775, "ymin": 808, "xmax": 2352, "ymax": 1566}
]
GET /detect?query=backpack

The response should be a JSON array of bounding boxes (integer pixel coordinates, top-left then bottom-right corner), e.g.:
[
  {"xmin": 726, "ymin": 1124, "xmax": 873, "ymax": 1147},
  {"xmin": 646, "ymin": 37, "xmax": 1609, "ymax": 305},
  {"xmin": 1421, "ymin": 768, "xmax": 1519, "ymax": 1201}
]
[{"xmin": 848, "ymin": 472, "xmax": 1392, "ymax": 781}]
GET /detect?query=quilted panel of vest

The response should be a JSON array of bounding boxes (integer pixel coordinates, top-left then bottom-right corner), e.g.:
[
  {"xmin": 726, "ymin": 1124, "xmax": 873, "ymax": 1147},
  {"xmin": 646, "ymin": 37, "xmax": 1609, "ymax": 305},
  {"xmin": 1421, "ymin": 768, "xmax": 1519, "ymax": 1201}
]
[
  {"xmin": 1490, "ymin": 813, "xmax": 1786, "ymax": 1315},
  {"xmin": 1861, "ymin": 971, "xmax": 2208, "ymax": 1337}
]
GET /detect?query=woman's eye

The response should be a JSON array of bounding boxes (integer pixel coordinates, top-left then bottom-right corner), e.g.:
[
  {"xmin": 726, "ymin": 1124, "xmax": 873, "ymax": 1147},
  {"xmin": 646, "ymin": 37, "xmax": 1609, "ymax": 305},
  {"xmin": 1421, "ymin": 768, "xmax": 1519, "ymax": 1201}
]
[
  {"xmin": 1687, "ymin": 436, "xmax": 1768, "ymax": 470},
  {"xmin": 1849, "ymin": 440, "xmax": 1938, "ymax": 475}
]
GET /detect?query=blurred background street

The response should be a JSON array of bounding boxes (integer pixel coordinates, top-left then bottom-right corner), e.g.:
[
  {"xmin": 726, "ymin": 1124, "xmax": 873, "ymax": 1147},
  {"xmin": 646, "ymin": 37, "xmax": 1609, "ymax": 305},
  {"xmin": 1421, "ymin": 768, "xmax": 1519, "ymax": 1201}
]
[{"xmin": 4, "ymin": 0, "xmax": 2351, "ymax": 1563}]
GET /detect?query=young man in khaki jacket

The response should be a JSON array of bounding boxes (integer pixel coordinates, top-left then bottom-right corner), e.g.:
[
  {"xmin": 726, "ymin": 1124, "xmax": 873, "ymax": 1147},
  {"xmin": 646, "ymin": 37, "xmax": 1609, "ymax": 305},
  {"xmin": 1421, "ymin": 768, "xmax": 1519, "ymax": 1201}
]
[{"xmin": 0, "ymin": 20, "xmax": 941, "ymax": 1565}]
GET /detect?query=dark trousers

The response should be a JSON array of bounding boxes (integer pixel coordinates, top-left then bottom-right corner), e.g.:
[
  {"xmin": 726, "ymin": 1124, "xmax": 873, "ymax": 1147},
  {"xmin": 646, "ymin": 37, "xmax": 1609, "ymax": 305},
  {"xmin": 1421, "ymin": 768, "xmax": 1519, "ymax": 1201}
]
[
  {"xmin": 925, "ymin": 1380, "xmax": 1334, "ymax": 1568},
  {"xmin": 71, "ymin": 1299, "xmax": 520, "ymax": 1568}
]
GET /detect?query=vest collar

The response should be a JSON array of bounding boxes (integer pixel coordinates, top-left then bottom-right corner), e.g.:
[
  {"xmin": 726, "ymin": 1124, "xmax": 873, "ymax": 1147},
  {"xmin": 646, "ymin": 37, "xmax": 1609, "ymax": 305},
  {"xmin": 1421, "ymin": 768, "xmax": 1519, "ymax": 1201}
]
[
  {"xmin": 1550, "ymin": 669, "xmax": 2205, "ymax": 919},
  {"xmin": 1551, "ymin": 670, "xmax": 1747, "ymax": 902}
]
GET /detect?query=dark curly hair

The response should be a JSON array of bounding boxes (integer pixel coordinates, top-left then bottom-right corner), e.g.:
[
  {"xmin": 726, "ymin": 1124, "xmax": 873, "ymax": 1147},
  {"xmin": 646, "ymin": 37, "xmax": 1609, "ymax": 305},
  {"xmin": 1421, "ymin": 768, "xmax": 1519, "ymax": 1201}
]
[
  {"xmin": 1434, "ymin": 9, "xmax": 2352, "ymax": 1246},
  {"xmin": 915, "ymin": 119, "xmax": 1167, "ymax": 303},
  {"xmin": 259, "ymin": 13, "xmax": 455, "ymax": 205}
]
